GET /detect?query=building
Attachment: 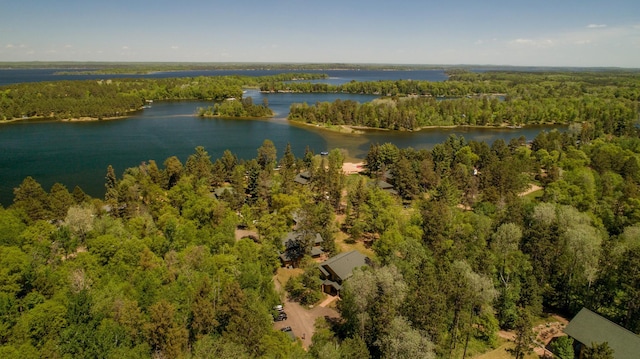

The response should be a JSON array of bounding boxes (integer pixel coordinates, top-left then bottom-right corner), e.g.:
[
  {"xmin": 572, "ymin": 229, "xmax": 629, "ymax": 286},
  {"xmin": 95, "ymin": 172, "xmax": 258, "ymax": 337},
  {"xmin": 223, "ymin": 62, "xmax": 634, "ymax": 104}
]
[
  {"xmin": 319, "ymin": 250, "xmax": 368, "ymax": 295},
  {"xmin": 294, "ymin": 171, "xmax": 312, "ymax": 185},
  {"xmin": 370, "ymin": 179, "xmax": 398, "ymax": 195},
  {"xmin": 279, "ymin": 231, "xmax": 324, "ymax": 267},
  {"xmin": 563, "ymin": 307, "xmax": 640, "ymax": 359}
]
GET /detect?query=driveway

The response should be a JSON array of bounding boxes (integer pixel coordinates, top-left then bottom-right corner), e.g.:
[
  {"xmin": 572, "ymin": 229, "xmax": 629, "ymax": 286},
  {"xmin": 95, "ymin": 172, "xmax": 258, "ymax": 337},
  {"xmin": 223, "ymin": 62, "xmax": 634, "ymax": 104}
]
[{"xmin": 273, "ymin": 275, "xmax": 341, "ymax": 348}]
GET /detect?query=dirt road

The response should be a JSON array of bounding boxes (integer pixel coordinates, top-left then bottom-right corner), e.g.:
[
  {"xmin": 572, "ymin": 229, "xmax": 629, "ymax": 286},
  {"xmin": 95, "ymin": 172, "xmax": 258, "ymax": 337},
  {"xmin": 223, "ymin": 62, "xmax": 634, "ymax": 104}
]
[{"xmin": 273, "ymin": 275, "xmax": 340, "ymax": 348}]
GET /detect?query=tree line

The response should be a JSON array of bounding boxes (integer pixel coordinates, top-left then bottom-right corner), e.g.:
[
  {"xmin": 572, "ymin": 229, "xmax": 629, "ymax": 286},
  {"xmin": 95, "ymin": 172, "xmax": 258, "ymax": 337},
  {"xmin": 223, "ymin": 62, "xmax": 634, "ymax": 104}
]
[
  {"xmin": 285, "ymin": 71, "xmax": 639, "ymax": 134},
  {"xmin": 264, "ymin": 70, "xmax": 640, "ymax": 101},
  {"xmin": 0, "ymin": 73, "xmax": 324, "ymax": 121},
  {"xmin": 288, "ymin": 95, "xmax": 637, "ymax": 133},
  {"xmin": 197, "ymin": 97, "xmax": 273, "ymax": 118}
]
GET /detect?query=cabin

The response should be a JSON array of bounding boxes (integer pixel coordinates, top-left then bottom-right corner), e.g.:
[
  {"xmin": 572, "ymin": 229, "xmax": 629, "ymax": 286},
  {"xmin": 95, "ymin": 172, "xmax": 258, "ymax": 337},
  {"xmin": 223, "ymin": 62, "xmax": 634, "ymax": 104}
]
[
  {"xmin": 319, "ymin": 250, "xmax": 368, "ymax": 295},
  {"xmin": 563, "ymin": 307, "xmax": 640, "ymax": 359},
  {"xmin": 279, "ymin": 231, "xmax": 324, "ymax": 267},
  {"xmin": 371, "ymin": 180, "xmax": 398, "ymax": 195},
  {"xmin": 294, "ymin": 171, "xmax": 312, "ymax": 185}
]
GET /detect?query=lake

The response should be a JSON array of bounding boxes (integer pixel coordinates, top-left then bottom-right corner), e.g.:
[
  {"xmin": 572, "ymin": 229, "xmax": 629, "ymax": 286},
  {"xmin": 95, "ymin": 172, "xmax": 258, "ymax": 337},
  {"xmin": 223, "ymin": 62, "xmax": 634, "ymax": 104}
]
[
  {"xmin": 0, "ymin": 69, "xmax": 561, "ymax": 206},
  {"xmin": 0, "ymin": 68, "xmax": 448, "ymax": 86}
]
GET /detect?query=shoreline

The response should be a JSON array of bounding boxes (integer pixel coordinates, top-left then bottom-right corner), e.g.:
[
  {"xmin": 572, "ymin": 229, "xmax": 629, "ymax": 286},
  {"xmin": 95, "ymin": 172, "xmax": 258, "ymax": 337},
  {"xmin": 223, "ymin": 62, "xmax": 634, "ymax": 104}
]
[
  {"xmin": 288, "ymin": 119, "xmax": 540, "ymax": 135},
  {"xmin": 4, "ymin": 110, "xmax": 559, "ymax": 135},
  {"xmin": 2, "ymin": 115, "xmax": 131, "ymax": 124},
  {"xmin": 198, "ymin": 114, "xmax": 275, "ymax": 120}
]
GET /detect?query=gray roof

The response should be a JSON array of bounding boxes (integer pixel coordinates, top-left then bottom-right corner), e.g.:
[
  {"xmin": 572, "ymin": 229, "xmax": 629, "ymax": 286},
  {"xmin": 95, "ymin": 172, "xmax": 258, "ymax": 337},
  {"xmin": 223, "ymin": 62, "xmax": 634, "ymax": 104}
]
[
  {"xmin": 320, "ymin": 250, "xmax": 367, "ymax": 281},
  {"xmin": 310, "ymin": 246, "xmax": 324, "ymax": 257},
  {"xmin": 323, "ymin": 279, "xmax": 342, "ymax": 291},
  {"xmin": 294, "ymin": 171, "xmax": 311, "ymax": 185},
  {"xmin": 282, "ymin": 232, "xmax": 323, "ymax": 247},
  {"xmin": 374, "ymin": 180, "xmax": 394, "ymax": 189},
  {"xmin": 369, "ymin": 180, "xmax": 398, "ymax": 195},
  {"xmin": 564, "ymin": 307, "xmax": 640, "ymax": 359}
]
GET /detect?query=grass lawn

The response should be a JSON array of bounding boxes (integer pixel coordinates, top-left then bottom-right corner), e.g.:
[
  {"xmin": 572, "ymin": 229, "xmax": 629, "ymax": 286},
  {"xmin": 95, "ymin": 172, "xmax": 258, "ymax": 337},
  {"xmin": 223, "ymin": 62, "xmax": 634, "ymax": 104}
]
[
  {"xmin": 334, "ymin": 227, "xmax": 376, "ymax": 258},
  {"xmin": 473, "ymin": 341, "xmax": 539, "ymax": 359},
  {"xmin": 274, "ymin": 267, "xmax": 304, "ymax": 294}
]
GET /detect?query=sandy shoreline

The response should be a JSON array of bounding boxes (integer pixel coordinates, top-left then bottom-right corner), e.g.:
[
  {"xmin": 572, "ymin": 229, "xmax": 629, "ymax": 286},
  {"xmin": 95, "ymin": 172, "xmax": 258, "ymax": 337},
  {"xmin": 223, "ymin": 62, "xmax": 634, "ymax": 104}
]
[
  {"xmin": 342, "ymin": 162, "xmax": 365, "ymax": 174},
  {"xmin": 289, "ymin": 119, "xmax": 529, "ymax": 135},
  {"xmin": 2, "ymin": 114, "xmax": 131, "ymax": 124}
]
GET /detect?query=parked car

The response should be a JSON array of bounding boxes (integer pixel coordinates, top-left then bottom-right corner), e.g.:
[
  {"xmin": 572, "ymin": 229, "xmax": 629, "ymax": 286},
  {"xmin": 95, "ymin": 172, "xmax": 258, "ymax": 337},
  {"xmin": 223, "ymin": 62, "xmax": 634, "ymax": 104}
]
[
  {"xmin": 280, "ymin": 326, "xmax": 292, "ymax": 332},
  {"xmin": 273, "ymin": 304, "xmax": 283, "ymax": 312},
  {"xmin": 274, "ymin": 312, "xmax": 287, "ymax": 321}
]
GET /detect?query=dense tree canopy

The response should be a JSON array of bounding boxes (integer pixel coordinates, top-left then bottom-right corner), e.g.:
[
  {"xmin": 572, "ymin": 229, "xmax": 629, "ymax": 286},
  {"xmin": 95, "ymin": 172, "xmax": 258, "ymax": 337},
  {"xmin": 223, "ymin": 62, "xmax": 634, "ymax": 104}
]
[
  {"xmin": 286, "ymin": 71, "xmax": 639, "ymax": 135},
  {"xmin": 0, "ymin": 73, "xmax": 323, "ymax": 120}
]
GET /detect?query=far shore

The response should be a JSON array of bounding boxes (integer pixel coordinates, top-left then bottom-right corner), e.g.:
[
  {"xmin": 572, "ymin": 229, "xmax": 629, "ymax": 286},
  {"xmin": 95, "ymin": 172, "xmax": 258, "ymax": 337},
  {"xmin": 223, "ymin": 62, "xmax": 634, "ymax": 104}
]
[
  {"xmin": 198, "ymin": 114, "xmax": 275, "ymax": 120},
  {"xmin": 289, "ymin": 119, "xmax": 536, "ymax": 135},
  {"xmin": 2, "ymin": 115, "xmax": 131, "ymax": 124}
]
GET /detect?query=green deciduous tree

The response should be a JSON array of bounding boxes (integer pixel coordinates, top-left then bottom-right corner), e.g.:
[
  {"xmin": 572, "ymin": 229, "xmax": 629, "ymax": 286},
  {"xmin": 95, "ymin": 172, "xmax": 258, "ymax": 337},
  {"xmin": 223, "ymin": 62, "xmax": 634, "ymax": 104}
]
[
  {"xmin": 582, "ymin": 342, "xmax": 614, "ymax": 359},
  {"xmin": 339, "ymin": 265, "xmax": 408, "ymax": 356},
  {"xmin": 376, "ymin": 316, "xmax": 435, "ymax": 359},
  {"xmin": 549, "ymin": 336, "xmax": 574, "ymax": 359}
]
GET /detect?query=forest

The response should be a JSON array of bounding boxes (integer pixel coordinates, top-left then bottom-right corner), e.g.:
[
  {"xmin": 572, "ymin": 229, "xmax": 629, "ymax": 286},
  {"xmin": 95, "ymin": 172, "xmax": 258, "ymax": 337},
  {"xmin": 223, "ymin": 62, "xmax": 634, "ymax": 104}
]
[
  {"xmin": 2, "ymin": 117, "xmax": 640, "ymax": 358},
  {"xmin": 0, "ymin": 73, "xmax": 324, "ymax": 121},
  {"xmin": 196, "ymin": 97, "xmax": 274, "ymax": 118},
  {"xmin": 285, "ymin": 71, "xmax": 640, "ymax": 133}
]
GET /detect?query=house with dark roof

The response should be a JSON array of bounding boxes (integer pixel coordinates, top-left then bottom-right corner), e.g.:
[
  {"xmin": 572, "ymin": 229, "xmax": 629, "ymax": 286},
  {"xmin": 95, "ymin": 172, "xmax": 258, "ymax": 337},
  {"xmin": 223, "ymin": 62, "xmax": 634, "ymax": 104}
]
[
  {"xmin": 370, "ymin": 179, "xmax": 398, "ymax": 195},
  {"xmin": 279, "ymin": 231, "xmax": 324, "ymax": 267},
  {"xmin": 319, "ymin": 250, "xmax": 368, "ymax": 295},
  {"xmin": 563, "ymin": 307, "xmax": 640, "ymax": 359},
  {"xmin": 294, "ymin": 171, "xmax": 312, "ymax": 185}
]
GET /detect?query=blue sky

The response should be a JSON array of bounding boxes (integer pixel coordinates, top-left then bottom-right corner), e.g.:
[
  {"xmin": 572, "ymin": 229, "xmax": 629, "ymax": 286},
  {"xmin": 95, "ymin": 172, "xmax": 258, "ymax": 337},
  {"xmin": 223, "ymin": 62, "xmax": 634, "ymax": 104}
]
[{"xmin": 1, "ymin": 0, "xmax": 638, "ymax": 67}]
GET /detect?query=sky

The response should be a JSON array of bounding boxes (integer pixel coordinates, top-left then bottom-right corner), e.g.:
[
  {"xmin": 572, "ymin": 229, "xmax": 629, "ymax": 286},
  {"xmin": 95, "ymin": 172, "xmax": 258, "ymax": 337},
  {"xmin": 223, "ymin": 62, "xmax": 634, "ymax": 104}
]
[{"xmin": 1, "ymin": 0, "xmax": 639, "ymax": 67}]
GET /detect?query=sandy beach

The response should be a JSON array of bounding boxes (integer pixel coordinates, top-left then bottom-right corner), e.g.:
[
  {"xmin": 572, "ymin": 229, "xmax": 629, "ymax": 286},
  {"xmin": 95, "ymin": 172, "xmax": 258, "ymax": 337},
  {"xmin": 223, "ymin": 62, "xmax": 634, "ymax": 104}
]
[{"xmin": 342, "ymin": 162, "xmax": 365, "ymax": 174}]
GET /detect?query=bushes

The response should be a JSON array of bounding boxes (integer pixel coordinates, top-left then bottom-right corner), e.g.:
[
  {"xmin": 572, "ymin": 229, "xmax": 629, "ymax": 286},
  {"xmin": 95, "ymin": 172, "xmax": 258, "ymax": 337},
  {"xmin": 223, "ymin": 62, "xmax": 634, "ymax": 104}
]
[{"xmin": 285, "ymin": 266, "xmax": 323, "ymax": 306}]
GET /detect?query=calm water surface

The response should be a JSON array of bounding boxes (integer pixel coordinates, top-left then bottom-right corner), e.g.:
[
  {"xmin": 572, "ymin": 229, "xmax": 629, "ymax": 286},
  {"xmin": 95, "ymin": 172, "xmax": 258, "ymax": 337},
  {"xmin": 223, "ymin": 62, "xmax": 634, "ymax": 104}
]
[
  {"xmin": 0, "ymin": 69, "xmax": 562, "ymax": 205},
  {"xmin": 0, "ymin": 68, "xmax": 447, "ymax": 86}
]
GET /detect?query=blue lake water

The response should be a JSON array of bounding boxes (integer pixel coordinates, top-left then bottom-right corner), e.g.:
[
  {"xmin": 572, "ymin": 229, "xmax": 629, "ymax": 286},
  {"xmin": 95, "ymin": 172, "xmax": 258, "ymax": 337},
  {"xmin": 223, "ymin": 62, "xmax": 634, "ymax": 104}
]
[
  {"xmin": 0, "ymin": 68, "xmax": 448, "ymax": 86},
  {"xmin": 0, "ymin": 69, "xmax": 561, "ymax": 205}
]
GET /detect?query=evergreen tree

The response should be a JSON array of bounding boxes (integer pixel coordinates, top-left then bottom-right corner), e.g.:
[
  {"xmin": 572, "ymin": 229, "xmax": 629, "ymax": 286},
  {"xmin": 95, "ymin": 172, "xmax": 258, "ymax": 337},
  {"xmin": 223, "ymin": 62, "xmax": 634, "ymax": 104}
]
[
  {"xmin": 48, "ymin": 183, "xmax": 74, "ymax": 221},
  {"xmin": 279, "ymin": 143, "xmax": 297, "ymax": 194},
  {"xmin": 105, "ymin": 165, "xmax": 118, "ymax": 204},
  {"xmin": 12, "ymin": 176, "xmax": 50, "ymax": 221},
  {"xmin": 508, "ymin": 308, "xmax": 534, "ymax": 359},
  {"xmin": 257, "ymin": 139, "xmax": 277, "ymax": 170}
]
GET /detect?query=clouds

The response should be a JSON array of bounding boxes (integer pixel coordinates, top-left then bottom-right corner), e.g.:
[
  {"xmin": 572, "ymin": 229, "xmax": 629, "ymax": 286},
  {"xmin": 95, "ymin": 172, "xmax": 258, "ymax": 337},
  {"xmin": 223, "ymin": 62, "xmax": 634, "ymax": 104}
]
[
  {"xmin": 0, "ymin": 1, "xmax": 638, "ymax": 67},
  {"xmin": 509, "ymin": 38, "xmax": 555, "ymax": 48},
  {"xmin": 464, "ymin": 22, "xmax": 640, "ymax": 67},
  {"xmin": 5, "ymin": 44, "xmax": 27, "ymax": 49}
]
